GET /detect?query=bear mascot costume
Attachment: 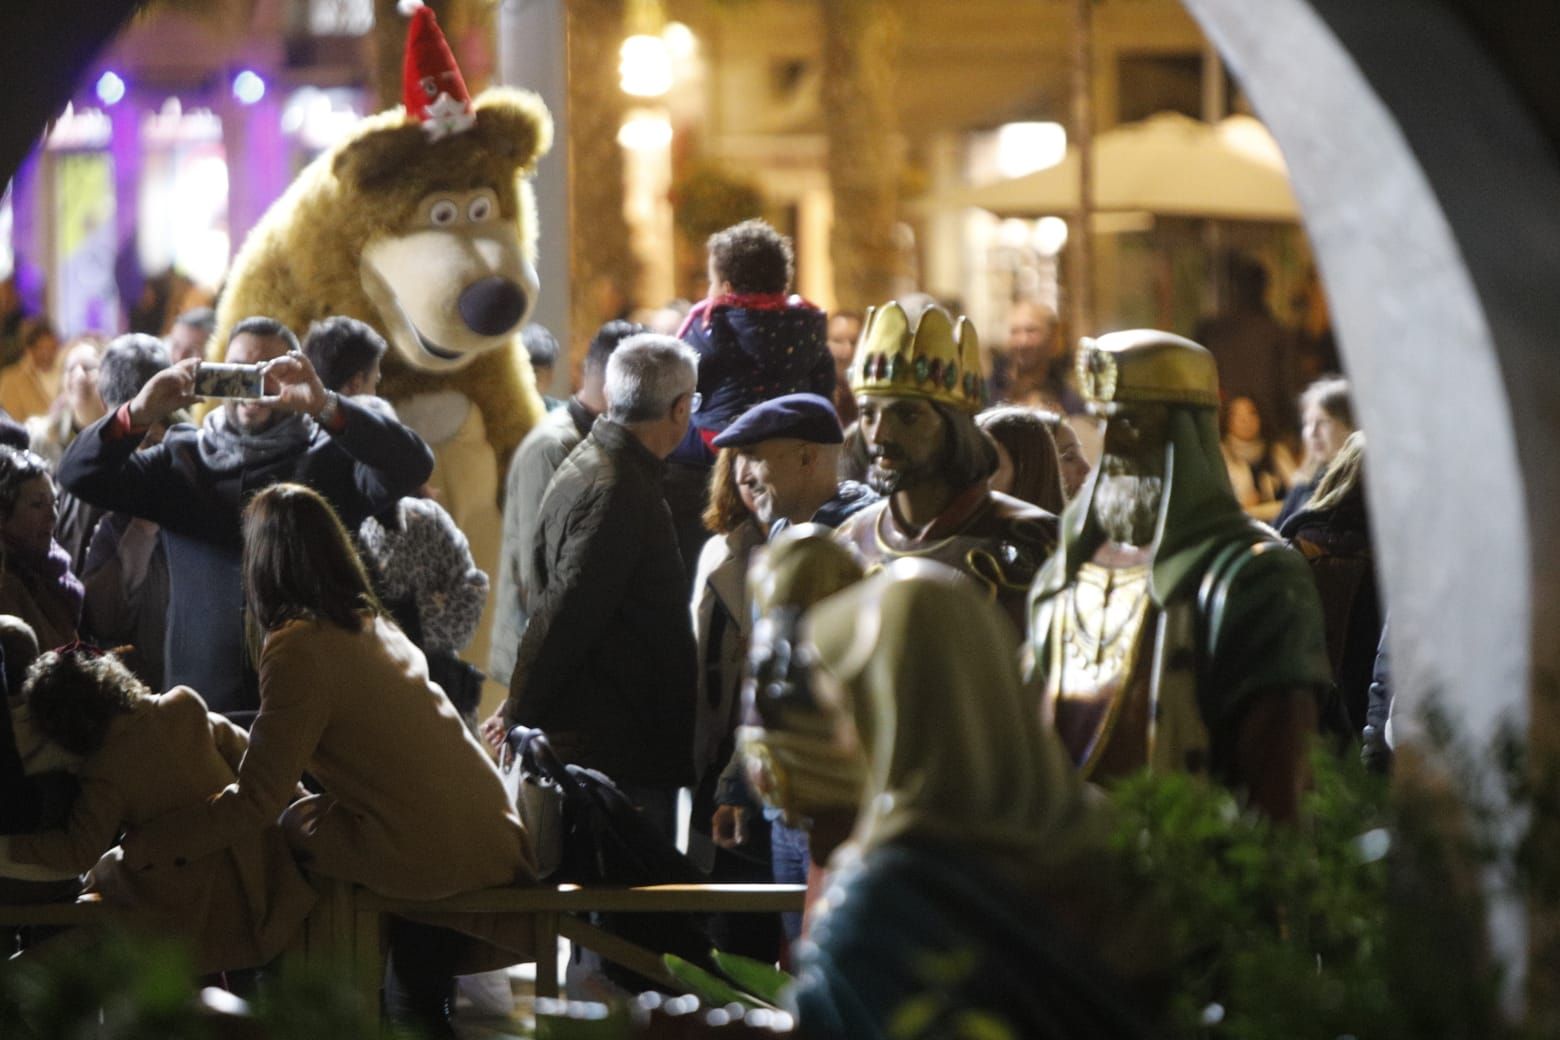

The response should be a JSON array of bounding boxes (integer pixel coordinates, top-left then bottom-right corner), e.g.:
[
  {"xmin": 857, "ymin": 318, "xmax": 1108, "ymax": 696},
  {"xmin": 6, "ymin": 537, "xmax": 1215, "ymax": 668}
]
[{"xmin": 212, "ymin": 1, "xmax": 550, "ymax": 696}]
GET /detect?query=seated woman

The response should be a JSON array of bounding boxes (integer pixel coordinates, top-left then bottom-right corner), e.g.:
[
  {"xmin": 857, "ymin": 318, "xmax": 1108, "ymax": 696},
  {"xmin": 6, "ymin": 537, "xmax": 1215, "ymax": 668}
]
[
  {"xmin": 0, "ymin": 447, "xmax": 83, "ymax": 649},
  {"xmin": 788, "ymin": 562, "xmax": 1161, "ymax": 1039},
  {"xmin": 124, "ymin": 482, "xmax": 535, "ymax": 1035},
  {"xmin": 0, "ymin": 615, "xmax": 77, "ymax": 840},
  {"xmin": 0, "ymin": 647, "xmax": 314, "ymax": 972},
  {"xmin": 0, "ymin": 618, "xmax": 84, "ymax": 947}
]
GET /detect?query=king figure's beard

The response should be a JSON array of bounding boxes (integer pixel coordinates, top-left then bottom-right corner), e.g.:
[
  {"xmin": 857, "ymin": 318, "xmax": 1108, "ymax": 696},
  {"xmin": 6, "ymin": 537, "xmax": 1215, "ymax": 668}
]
[
  {"xmin": 1094, "ymin": 472, "xmax": 1164, "ymax": 546},
  {"xmin": 867, "ymin": 452, "xmax": 936, "ymax": 496}
]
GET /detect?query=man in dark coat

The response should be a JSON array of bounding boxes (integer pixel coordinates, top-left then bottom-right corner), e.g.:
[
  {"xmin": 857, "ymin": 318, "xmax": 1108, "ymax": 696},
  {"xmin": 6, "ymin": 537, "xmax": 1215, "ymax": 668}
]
[
  {"xmin": 57, "ymin": 316, "xmax": 433, "ymax": 718},
  {"xmin": 484, "ymin": 333, "xmax": 700, "ymax": 837}
]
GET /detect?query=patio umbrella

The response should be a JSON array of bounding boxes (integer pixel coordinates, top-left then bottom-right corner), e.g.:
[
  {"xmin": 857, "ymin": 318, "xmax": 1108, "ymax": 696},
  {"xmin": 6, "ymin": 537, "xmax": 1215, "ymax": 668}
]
[{"xmin": 925, "ymin": 112, "xmax": 1299, "ymax": 222}]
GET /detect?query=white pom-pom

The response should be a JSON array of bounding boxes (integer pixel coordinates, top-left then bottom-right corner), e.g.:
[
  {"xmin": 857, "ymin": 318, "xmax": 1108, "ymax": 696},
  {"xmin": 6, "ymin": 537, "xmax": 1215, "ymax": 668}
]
[{"xmin": 397, "ymin": 0, "xmax": 425, "ymax": 16}]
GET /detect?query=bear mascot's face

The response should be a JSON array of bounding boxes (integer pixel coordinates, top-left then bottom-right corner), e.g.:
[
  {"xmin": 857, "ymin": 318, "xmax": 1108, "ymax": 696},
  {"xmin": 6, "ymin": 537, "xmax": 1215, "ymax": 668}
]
[{"xmin": 328, "ymin": 88, "xmax": 552, "ymax": 375}]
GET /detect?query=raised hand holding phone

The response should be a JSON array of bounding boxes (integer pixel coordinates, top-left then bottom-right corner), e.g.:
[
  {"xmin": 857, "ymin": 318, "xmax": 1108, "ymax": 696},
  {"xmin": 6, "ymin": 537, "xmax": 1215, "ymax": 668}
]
[
  {"xmin": 127, "ymin": 358, "xmax": 200, "ymax": 428},
  {"xmin": 258, "ymin": 352, "xmax": 330, "ymax": 418}
]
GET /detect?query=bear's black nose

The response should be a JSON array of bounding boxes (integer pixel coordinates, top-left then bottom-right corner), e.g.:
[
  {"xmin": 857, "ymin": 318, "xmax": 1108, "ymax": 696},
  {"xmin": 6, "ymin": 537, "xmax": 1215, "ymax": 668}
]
[{"xmin": 458, "ymin": 277, "xmax": 527, "ymax": 337}]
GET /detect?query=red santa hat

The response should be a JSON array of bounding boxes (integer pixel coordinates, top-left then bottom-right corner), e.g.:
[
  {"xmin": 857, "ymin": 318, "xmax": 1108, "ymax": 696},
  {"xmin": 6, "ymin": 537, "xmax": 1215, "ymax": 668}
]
[{"xmin": 399, "ymin": 0, "xmax": 475, "ymax": 140}]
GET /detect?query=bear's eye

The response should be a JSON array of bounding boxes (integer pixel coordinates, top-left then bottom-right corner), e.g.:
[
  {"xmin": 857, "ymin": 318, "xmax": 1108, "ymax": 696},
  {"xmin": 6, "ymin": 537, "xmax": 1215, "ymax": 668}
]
[
  {"xmin": 467, "ymin": 195, "xmax": 494, "ymax": 222},
  {"xmin": 429, "ymin": 199, "xmax": 459, "ymax": 226}
]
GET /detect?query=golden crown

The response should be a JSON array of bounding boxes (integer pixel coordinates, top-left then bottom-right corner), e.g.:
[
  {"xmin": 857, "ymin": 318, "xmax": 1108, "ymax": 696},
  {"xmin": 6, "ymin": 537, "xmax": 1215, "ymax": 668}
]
[
  {"xmin": 848, "ymin": 301, "xmax": 985, "ymax": 412},
  {"xmin": 1076, "ymin": 330, "xmax": 1221, "ymax": 414}
]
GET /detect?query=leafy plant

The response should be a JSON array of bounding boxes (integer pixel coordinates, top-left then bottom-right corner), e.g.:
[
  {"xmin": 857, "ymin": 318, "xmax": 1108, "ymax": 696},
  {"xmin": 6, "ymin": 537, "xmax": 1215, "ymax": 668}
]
[
  {"xmin": 0, "ymin": 926, "xmax": 421, "ymax": 1040},
  {"xmin": 664, "ymin": 953, "xmax": 765, "ymax": 1010},
  {"xmin": 0, "ymin": 930, "xmax": 212, "ymax": 1040},
  {"xmin": 711, "ymin": 949, "xmax": 792, "ymax": 1007},
  {"xmin": 663, "ymin": 949, "xmax": 789, "ymax": 1011},
  {"xmin": 1104, "ymin": 737, "xmax": 1539, "ymax": 1039}
]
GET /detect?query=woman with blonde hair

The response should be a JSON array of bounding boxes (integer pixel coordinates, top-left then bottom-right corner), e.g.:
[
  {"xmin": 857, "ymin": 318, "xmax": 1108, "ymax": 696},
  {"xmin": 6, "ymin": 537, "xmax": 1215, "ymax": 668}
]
[{"xmin": 1279, "ymin": 431, "xmax": 1380, "ymax": 741}]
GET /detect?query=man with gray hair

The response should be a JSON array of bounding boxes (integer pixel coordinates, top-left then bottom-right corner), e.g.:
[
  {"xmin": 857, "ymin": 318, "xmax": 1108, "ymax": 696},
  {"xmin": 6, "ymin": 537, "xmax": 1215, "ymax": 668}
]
[
  {"xmin": 80, "ymin": 333, "xmax": 175, "ymax": 690},
  {"xmin": 483, "ymin": 334, "xmax": 700, "ymax": 836}
]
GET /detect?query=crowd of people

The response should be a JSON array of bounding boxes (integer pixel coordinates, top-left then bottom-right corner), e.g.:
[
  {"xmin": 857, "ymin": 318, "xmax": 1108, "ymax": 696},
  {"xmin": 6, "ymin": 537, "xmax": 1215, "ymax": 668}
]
[{"xmin": 0, "ymin": 228, "xmax": 1381, "ymax": 1037}]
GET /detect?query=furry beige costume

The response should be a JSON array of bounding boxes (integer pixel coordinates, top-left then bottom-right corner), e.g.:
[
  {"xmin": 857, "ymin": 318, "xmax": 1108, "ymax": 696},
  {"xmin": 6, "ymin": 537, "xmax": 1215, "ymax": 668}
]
[{"xmin": 213, "ymin": 79, "xmax": 552, "ymax": 702}]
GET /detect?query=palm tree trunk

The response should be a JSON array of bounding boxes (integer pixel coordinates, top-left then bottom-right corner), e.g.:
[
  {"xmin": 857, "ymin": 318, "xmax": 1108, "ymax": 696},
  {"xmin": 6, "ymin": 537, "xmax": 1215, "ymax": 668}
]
[
  {"xmin": 1068, "ymin": 0, "xmax": 1096, "ymax": 339},
  {"xmin": 565, "ymin": 0, "xmax": 640, "ymax": 336},
  {"xmin": 821, "ymin": 0, "xmax": 903, "ymax": 310}
]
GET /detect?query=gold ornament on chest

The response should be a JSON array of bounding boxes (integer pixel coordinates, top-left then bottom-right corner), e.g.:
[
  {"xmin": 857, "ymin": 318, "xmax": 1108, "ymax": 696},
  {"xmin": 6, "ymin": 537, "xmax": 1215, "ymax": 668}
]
[
  {"xmin": 1059, "ymin": 562, "xmax": 1155, "ymax": 687},
  {"xmin": 1045, "ymin": 560, "xmax": 1159, "ymax": 775}
]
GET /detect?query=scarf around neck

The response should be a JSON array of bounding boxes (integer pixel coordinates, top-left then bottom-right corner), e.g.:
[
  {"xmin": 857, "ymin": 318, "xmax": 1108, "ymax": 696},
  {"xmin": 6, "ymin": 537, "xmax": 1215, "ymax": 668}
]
[
  {"xmin": 198, "ymin": 406, "xmax": 315, "ymax": 474},
  {"xmin": 4, "ymin": 536, "xmax": 85, "ymax": 626}
]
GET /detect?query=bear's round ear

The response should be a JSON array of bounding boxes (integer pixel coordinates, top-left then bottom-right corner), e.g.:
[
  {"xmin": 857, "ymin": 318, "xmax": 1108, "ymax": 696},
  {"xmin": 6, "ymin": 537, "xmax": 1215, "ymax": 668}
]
[
  {"xmin": 333, "ymin": 122, "xmax": 429, "ymax": 192},
  {"xmin": 473, "ymin": 88, "xmax": 554, "ymax": 172}
]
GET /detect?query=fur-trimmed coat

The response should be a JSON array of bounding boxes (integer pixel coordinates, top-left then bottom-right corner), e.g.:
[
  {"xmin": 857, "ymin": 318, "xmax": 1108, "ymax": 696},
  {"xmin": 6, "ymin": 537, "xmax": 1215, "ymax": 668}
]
[{"xmin": 6, "ymin": 688, "xmax": 316, "ymax": 972}]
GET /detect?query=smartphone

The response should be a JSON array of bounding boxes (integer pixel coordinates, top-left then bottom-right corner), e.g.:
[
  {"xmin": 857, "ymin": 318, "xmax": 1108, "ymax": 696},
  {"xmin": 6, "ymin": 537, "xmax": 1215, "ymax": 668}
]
[{"xmin": 193, "ymin": 361, "xmax": 267, "ymax": 399}]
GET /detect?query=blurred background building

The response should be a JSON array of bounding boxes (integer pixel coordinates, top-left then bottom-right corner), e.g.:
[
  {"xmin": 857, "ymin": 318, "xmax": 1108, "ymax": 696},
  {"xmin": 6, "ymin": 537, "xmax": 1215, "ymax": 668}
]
[{"xmin": 0, "ymin": 0, "xmax": 1322, "ymax": 377}]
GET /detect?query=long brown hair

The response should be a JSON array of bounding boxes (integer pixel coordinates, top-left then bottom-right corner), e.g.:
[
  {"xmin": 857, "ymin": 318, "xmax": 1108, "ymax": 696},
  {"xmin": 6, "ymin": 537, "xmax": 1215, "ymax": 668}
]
[
  {"xmin": 242, "ymin": 483, "xmax": 381, "ymax": 633},
  {"xmin": 976, "ymin": 407, "xmax": 1065, "ymax": 515}
]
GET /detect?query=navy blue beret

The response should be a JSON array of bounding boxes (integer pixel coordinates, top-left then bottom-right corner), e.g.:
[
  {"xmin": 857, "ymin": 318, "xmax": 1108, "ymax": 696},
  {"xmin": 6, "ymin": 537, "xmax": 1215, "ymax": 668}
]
[{"xmin": 713, "ymin": 393, "xmax": 844, "ymax": 448}]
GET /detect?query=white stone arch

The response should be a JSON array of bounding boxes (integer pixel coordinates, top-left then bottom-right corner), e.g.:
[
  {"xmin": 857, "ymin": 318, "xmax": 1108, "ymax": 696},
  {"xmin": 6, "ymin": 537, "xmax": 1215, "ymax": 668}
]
[{"xmin": 1183, "ymin": 0, "xmax": 1560, "ymax": 998}]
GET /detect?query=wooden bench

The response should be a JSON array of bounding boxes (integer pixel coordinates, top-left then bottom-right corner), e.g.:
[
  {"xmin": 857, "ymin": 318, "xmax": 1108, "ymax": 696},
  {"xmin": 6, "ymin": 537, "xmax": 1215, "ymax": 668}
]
[
  {"xmin": 2, "ymin": 882, "xmax": 806, "ymax": 1014},
  {"xmin": 327, "ymin": 882, "xmax": 806, "ymax": 1010},
  {"xmin": 0, "ymin": 894, "xmax": 109, "ymax": 929}
]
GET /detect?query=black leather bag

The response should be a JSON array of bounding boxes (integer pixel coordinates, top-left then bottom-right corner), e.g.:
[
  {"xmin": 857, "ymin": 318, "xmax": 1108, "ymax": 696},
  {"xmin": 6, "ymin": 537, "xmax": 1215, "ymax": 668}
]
[{"xmin": 505, "ymin": 726, "xmax": 713, "ymax": 990}]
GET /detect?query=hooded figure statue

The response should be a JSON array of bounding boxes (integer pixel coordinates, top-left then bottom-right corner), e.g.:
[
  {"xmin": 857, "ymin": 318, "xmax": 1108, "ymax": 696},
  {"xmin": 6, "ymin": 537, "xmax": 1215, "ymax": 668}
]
[
  {"xmin": 1027, "ymin": 330, "xmax": 1329, "ymax": 820},
  {"xmin": 790, "ymin": 561, "xmax": 1163, "ymax": 1040}
]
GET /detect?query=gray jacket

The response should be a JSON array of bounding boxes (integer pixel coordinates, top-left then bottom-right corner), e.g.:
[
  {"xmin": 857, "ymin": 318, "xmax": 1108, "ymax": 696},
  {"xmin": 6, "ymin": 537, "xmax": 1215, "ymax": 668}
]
[{"xmin": 489, "ymin": 399, "xmax": 593, "ymax": 683}]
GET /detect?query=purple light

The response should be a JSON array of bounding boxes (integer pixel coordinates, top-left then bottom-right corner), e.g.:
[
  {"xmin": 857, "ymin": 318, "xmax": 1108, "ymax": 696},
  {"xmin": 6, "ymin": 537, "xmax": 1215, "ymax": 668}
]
[
  {"xmin": 95, "ymin": 71, "xmax": 126, "ymax": 106},
  {"xmin": 232, "ymin": 70, "xmax": 266, "ymax": 106}
]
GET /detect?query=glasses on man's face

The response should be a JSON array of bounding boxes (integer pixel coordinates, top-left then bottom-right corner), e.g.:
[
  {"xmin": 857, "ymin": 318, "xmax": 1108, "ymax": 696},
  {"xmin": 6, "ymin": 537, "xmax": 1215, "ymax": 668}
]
[{"xmin": 688, "ymin": 391, "xmax": 703, "ymax": 412}]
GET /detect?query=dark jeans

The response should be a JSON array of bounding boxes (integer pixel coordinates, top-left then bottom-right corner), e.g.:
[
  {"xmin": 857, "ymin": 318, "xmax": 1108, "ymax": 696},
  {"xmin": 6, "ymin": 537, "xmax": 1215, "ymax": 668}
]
[
  {"xmin": 689, "ymin": 768, "xmax": 782, "ymax": 964},
  {"xmin": 770, "ymin": 817, "xmax": 810, "ymax": 942},
  {"xmin": 384, "ymin": 916, "xmax": 469, "ymax": 1038},
  {"xmin": 618, "ymin": 783, "xmax": 678, "ymax": 844}
]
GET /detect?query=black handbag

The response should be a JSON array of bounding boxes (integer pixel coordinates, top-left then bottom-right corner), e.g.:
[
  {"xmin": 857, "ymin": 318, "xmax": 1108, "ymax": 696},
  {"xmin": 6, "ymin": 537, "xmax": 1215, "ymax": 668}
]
[{"xmin": 505, "ymin": 726, "xmax": 714, "ymax": 990}]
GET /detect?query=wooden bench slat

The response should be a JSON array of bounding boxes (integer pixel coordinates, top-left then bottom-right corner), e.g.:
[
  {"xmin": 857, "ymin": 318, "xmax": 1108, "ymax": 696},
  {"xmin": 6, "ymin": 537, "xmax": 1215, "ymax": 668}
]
[
  {"xmin": 557, "ymin": 916, "xmax": 679, "ymax": 990},
  {"xmin": 356, "ymin": 883, "xmax": 807, "ymax": 916},
  {"xmin": 0, "ymin": 897, "xmax": 108, "ymax": 927}
]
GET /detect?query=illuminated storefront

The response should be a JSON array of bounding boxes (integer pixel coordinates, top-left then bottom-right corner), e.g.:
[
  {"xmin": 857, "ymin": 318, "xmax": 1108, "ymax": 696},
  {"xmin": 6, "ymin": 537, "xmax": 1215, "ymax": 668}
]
[{"xmin": 0, "ymin": 0, "xmax": 373, "ymax": 338}]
